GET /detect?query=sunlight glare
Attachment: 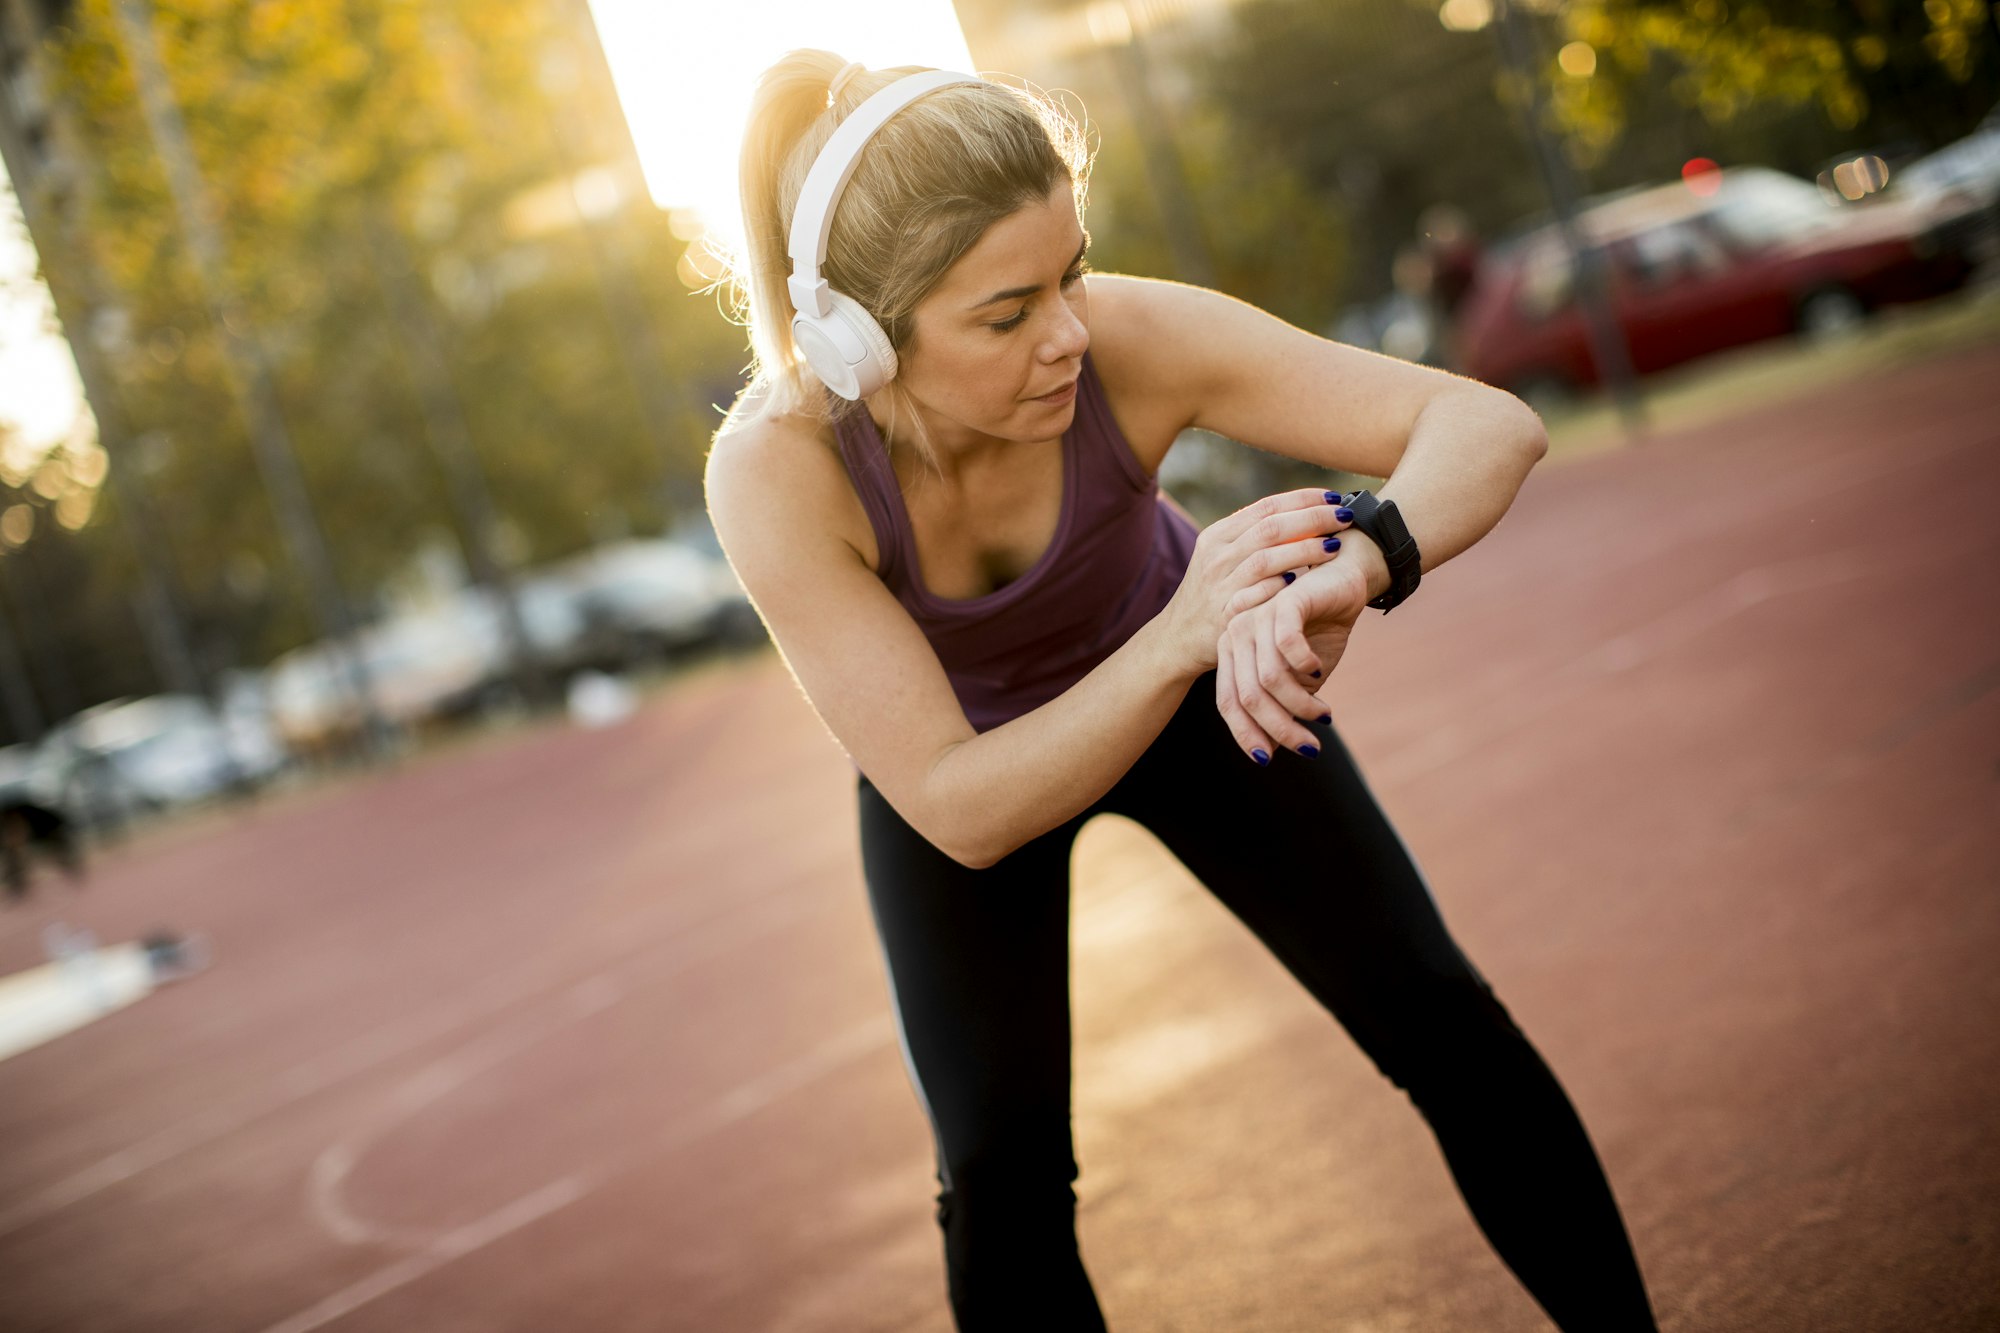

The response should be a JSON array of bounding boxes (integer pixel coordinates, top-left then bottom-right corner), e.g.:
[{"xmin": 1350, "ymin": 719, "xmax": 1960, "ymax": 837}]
[
  {"xmin": 0, "ymin": 168, "xmax": 88, "ymax": 477},
  {"xmin": 587, "ymin": 0, "xmax": 976, "ymax": 253}
]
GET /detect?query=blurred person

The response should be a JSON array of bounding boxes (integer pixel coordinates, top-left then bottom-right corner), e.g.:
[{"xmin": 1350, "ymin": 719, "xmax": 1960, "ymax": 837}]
[
  {"xmin": 2, "ymin": 797, "xmax": 83, "ymax": 903},
  {"xmin": 1419, "ymin": 202, "xmax": 1485, "ymax": 321},
  {"xmin": 705, "ymin": 53, "xmax": 1657, "ymax": 1331},
  {"xmin": 1379, "ymin": 242, "xmax": 1444, "ymax": 365}
]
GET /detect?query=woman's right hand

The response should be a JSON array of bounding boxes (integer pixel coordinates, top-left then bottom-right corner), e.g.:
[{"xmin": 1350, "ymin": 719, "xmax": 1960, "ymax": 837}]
[{"xmin": 1158, "ymin": 488, "xmax": 1353, "ymax": 677}]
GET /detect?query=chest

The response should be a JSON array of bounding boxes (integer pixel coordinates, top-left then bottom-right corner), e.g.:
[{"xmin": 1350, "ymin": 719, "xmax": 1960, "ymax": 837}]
[{"xmin": 898, "ymin": 437, "xmax": 1066, "ymax": 601}]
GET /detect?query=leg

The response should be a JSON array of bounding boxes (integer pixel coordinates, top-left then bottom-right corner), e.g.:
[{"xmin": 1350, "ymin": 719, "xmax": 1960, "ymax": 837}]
[
  {"xmin": 2, "ymin": 809, "xmax": 28, "ymax": 902},
  {"xmin": 1107, "ymin": 689, "xmax": 1657, "ymax": 1332},
  {"xmin": 34, "ymin": 804, "xmax": 83, "ymax": 882},
  {"xmin": 857, "ymin": 778, "xmax": 1107, "ymax": 1333}
]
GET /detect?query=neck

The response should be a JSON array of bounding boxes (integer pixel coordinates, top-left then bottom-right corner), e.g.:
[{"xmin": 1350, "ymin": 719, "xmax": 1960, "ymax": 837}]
[{"xmin": 865, "ymin": 385, "xmax": 1016, "ymax": 476}]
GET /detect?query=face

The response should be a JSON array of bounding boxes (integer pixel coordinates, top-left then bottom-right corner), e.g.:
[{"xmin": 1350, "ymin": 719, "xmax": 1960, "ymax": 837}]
[{"xmin": 881, "ymin": 181, "xmax": 1091, "ymax": 449}]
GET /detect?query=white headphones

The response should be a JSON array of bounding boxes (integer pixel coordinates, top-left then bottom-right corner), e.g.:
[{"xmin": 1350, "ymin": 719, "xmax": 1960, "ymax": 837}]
[{"xmin": 787, "ymin": 68, "xmax": 983, "ymax": 401}]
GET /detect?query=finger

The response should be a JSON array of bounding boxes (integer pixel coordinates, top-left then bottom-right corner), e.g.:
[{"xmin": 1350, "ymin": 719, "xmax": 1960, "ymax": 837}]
[
  {"xmin": 1209, "ymin": 487, "xmax": 1348, "ymax": 547},
  {"xmin": 1235, "ymin": 532, "xmax": 1345, "ymax": 587},
  {"xmin": 1220, "ymin": 505, "xmax": 1355, "ymax": 569},
  {"xmin": 1251, "ymin": 629, "xmax": 1325, "ymax": 750},
  {"xmin": 1223, "ymin": 581, "xmax": 1324, "ymax": 681},
  {"xmin": 1224, "ymin": 572, "xmax": 1296, "ymax": 619},
  {"xmin": 1271, "ymin": 593, "xmax": 1324, "ymax": 681},
  {"xmin": 1232, "ymin": 629, "xmax": 1303, "ymax": 759},
  {"xmin": 1213, "ymin": 634, "xmax": 1277, "ymax": 765}
]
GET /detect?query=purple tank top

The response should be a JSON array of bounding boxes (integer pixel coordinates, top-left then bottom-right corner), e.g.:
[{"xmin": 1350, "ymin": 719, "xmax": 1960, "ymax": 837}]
[{"xmin": 835, "ymin": 351, "xmax": 1199, "ymax": 733}]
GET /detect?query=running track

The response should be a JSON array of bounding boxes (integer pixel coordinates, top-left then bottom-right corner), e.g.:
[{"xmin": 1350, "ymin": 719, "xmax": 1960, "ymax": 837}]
[{"xmin": 1, "ymin": 340, "xmax": 1996, "ymax": 1331}]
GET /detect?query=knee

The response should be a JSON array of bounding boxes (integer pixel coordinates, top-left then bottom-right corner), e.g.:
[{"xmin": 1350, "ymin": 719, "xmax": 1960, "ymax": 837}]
[{"xmin": 1352, "ymin": 969, "xmax": 1532, "ymax": 1097}]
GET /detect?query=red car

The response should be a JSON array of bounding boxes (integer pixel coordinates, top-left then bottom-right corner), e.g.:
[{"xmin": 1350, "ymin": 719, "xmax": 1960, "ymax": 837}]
[{"xmin": 1449, "ymin": 167, "xmax": 1977, "ymax": 404}]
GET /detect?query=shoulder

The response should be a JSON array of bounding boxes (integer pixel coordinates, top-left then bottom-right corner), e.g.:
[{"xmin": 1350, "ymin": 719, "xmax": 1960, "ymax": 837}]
[
  {"xmin": 1084, "ymin": 274, "xmax": 1262, "ymax": 469},
  {"xmin": 1087, "ymin": 273, "xmax": 1284, "ymax": 397},
  {"xmin": 706, "ymin": 399, "xmax": 879, "ymax": 577}
]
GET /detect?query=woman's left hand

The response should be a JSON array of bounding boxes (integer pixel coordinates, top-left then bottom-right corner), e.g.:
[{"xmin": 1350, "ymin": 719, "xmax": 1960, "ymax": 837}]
[{"xmin": 1213, "ymin": 552, "xmax": 1374, "ymax": 763}]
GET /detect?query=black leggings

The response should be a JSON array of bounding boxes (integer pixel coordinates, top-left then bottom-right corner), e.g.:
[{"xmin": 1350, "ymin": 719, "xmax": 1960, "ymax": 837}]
[{"xmin": 858, "ymin": 680, "xmax": 1656, "ymax": 1331}]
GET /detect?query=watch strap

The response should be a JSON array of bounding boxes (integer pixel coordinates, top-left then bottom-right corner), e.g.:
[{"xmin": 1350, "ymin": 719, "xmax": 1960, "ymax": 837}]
[{"xmin": 1339, "ymin": 489, "xmax": 1422, "ymax": 612}]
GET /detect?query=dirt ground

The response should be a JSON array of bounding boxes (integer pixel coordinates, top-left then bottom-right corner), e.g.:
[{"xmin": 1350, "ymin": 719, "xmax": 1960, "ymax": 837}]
[{"xmin": 0, "ymin": 337, "xmax": 1996, "ymax": 1332}]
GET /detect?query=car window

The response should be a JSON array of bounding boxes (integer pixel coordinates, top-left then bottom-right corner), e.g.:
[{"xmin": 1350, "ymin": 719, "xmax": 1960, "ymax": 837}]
[
  {"xmin": 1895, "ymin": 126, "xmax": 2000, "ymax": 200},
  {"xmin": 1706, "ymin": 172, "xmax": 1842, "ymax": 249},
  {"xmin": 1513, "ymin": 240, "xmax": 1574, "ymax": 320},
  {"xmin": 1619, "ymin": 221, "xmax": 1733, "ymax": 286}
]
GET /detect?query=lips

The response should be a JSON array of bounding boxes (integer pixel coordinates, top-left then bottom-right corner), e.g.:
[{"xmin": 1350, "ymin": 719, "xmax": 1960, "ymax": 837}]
[{"xmin": 1031, "ymin": 377, "xmax": 1079, "ymax": 404}]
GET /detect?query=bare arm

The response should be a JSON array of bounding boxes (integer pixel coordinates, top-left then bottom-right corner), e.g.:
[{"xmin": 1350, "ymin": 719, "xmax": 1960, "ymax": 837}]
[
  {"xmin": 706, "ymin": 417, "xmax": 1347, "ymax": 867},
  {"xmin": 1090, "ymin": 274, "xmax": 1547, "ymax": 572},
  {"xmin": 1088, "ymin": 276, "xmax": 1548, "ymax": 756}
]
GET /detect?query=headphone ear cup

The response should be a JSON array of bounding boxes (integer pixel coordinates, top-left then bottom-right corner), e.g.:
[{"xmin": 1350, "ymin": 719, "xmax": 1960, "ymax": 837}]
[
  {"xmin": 792, "ymin": 289, "xmax": 898, "ymax": 401},
  {"xmin": 831, "ymin": 290, "xmax": 898, "ymax": 398}
]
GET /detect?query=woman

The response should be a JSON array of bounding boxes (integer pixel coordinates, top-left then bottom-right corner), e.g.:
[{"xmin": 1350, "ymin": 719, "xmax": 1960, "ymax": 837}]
[{"xmin": 705, "ymin": 51, "xmax": 1657, "ymax": 1331}]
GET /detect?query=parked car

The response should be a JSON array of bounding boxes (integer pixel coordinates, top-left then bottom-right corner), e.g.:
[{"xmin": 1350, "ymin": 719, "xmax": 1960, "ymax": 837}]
[
  {"xmin": 358, "ymin": 601, "xmax": 502, "ymax": 725},
  {"xmin": 1890, "ymin": 108, "xmax": 2000, "ymax": 265},
  {"xmin": 562, "ymin": 538, "xmax": 760, "ymax": 664},
  {"xmin": 0, "ymin": 742, "xmax": 48, "ymax": 804},
  {"xmin": 411, "ymin": 577, "xmax": 604, "ymax": 720},
  {"xmin": 266, "ymin": 643, "xmax": 368, "ymax": 758},
  {"xmin": 261, "ymin": 539, "xmax": 758, "ymax": 748},
  {"xmin": 36, "ymin": 694, "xmax": 288, "ymax": 825},
  {"xmin": 264, "ymin": 575, "xmax": 595, "ymax": 745},
  {"xmin": 1450, "ymin": 166, "xmax": 1979, "ymax": 405}
]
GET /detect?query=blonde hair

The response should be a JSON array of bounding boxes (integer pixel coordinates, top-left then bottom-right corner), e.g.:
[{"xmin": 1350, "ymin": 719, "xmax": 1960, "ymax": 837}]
[{"xmin": 719, "ymin": 50, "xmax": 1092, "ymax": 439}]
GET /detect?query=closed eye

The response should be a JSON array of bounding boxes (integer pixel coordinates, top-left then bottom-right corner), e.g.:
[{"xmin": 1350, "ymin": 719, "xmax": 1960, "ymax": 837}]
[{"xmin": 989, "ymin": 262, "xmax": 1090, "ymax": 333}]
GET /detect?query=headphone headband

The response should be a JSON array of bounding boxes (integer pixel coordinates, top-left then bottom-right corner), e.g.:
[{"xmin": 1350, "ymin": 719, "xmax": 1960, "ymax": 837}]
[{"xmin": 786, "ymin": 69, "xmax": 982, "ymax": 319}]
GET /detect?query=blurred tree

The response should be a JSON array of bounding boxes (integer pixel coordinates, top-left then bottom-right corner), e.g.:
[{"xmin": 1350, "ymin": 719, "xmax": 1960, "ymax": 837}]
[
  {"xmin": 31, "ymin": 0, "xmax": 743, "ymax": 665},
  {"xmin": 1086, "ymin": 103, "xmax": 1352, "ymax": 336},
  {"xmin": 1190, "ymin": 0, "xmax": 1997, "ymax": 311},
  {"xmin": 0, "ymin": 444, "xmax": 157, "ymax": 747},
  {"xmin": 1203, "ymin": 0, "xmax": 1546, "ymax": 308},
  {"xmin": 1550, "ymin": 0, "xmax": 2000, "ymax": 165}
]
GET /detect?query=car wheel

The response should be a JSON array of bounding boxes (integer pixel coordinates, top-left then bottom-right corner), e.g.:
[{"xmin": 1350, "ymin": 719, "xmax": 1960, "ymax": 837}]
[{"xmin": 1797, "ymin": 286, "xmax": 1866, "ymax": 341}]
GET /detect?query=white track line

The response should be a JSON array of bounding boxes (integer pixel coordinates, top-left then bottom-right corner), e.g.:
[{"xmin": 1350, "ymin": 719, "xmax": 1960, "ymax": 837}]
[
  {"xmin": 306, "ymin": 975, "xmax": 622, "ymax": 1249},
  {"xmin": 261, "ymin": 1016, "xmax": 891, "ymax": 1333},
  {"xmin": 0, "ymin": 882, "xmax": 815, "ymax": 1241},
  {"xmin": 262, "ymin": 1175, "xmax": 592, "ymax": 1333}
]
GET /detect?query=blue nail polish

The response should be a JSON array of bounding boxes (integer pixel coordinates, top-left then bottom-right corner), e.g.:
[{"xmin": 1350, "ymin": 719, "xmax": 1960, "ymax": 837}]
[
  {"xmin": 1323, "ymin": 491, "xmax": 1340, "ymax": 504},
  {"xmin": 1335, "ymin": 507, "xmax": 1355, "ymax": 523},
  {"xmin": 1299, "ymin": 743, "xmax": 1320, "ymax": 758},
  {"xmin": 1319, "ymin": 713, "xmax": 1332, "ymax": 724},
  {"xmin": 1251, "ymin": 748, "xmax": 1271, "ymax": 766},
  {"xmin": 1311, "ymin": 670, "xmax": 1322, "ymax": 678},
  {"xmin": 1323, "ymin": 537, "xmax": 1340, "ymax": 553},
  {"xmin": 1282, "ymin": 570, "xmax": 1295, "ymax": 584}
]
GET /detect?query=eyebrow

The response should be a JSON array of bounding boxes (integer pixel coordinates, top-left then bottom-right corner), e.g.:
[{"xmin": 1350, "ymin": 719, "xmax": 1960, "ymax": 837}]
[{"xmin": 969, "ymin": 236, "xmax": 1091, "ymax": 309}]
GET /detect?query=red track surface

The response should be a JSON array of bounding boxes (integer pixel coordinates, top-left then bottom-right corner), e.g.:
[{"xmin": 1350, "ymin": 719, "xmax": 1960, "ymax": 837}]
[{"xmin": 2, "ymin": 341, "xmax": 1997, "ymax": 1331}]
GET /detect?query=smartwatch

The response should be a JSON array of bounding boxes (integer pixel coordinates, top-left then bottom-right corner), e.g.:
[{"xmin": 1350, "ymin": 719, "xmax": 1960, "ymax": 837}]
[{"xmin": 1337, "ymin": 490, "xmax": 1422, "ymax": 612}]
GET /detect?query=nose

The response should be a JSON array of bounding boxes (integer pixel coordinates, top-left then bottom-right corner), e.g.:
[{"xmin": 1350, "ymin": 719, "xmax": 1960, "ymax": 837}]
[{"xmin": 1041, "ymin": 298, "xmax": 1089, "ymax": 362}]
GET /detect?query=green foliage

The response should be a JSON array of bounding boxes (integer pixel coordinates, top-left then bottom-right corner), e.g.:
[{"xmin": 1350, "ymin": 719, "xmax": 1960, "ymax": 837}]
[
  {"xmin": 0, "ymin": 446, "xmax": 155, "ymax": 737},
  {"xmin": 29, "ymin": 0, "xmax": 742, "ymax": 668},
  {"xmin": 1202, "ymin": 0, "xmax": 1547, "ymax": 301},
  {"xmin": 1088, "ymin": 102, "xmax": 1352, "ymax": 334},
  {"xmin": 1541, "ymin": 0, "xmax": 1998, "ymax": 168},
  {"xmin": 1184, "ymin": 0, "xmax": 1997, "ymax": 309}
]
